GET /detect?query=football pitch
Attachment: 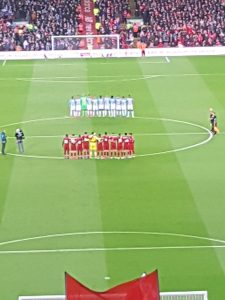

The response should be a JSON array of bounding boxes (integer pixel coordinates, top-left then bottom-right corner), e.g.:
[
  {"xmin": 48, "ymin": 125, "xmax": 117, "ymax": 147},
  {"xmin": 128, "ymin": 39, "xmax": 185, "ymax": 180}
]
[{"xmin": 0, "ymin": 56, "xmax": 225, "ymax": 300}]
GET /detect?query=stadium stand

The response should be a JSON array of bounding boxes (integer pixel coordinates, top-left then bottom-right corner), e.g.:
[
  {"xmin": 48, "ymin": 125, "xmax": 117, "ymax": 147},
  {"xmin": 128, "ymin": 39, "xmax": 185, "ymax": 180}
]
[
  {"xmin": 0, "ymin": 0, "xmax": 225, "ymax": 50},
  {"xmin": 93, "ymin": 0, "xmax": 132, "ymax": 48},
  {"xmin": 133, "ymin": 0, "xmax": 225, "ymax": 47},
  {"xmin": 0, "ymin": 0, "xmax": 82, "ymax": 51}
]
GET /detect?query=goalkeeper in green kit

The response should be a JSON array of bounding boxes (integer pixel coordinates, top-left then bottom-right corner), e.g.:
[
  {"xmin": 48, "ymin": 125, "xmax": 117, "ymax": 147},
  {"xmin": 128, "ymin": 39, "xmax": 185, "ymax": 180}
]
[{"xmin": 81, "ymin": 96, "xmax": 87, "ymax": 117}]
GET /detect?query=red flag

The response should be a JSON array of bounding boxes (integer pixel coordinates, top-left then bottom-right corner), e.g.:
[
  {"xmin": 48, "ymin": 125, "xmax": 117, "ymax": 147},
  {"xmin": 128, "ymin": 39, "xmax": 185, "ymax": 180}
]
[{"xmin": 66, "ymin": 270, "xmax": 160, "ymax": 300}]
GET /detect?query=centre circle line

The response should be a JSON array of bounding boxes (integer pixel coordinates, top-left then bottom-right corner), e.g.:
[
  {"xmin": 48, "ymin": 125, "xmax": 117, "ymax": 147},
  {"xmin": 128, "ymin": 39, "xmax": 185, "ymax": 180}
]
[{"xmin": 1, "ymin": 116, "xmax": 213, "ymax": 159}]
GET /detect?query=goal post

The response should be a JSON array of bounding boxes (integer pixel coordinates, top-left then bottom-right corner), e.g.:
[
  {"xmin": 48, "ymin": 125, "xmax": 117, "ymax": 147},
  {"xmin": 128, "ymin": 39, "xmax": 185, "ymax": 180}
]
[
  {"xmin": 51, "ymin": 35, "xmax": 120, "ymax": 51},
  {"xmin": 18, "ymin": 291, "xmax": 208, "ymax": 300}
]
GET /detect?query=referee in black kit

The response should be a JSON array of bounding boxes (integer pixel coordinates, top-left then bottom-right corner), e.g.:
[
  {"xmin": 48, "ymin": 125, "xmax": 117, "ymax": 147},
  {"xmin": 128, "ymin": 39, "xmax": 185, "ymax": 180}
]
[{"xmin": 209, "ymin": 108, "xmax": 218, "ymax": 135}]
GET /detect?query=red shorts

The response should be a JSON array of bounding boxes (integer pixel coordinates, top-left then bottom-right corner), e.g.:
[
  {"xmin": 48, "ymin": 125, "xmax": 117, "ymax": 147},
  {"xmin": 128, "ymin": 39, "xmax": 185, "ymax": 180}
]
[
  {"xmin": 71, "ymin": 144, "xmax": 76, "ymax": 151},
  {"xmin": 83, "ymin": 142, "xmax": 89, "ymax": 150},
  {"xmin": 64, "ymin": 145, "xmax": 69, "ymax": 154},
  {"xmin": 117, "ymin": 144, "xmax": 122, "ymax": 151},
  {"xmin": 98, "ymin": 144, "xmax": 103, "ymax": 151},
  {"xmin": 111, "ymin": 143, "xmax": 116, "ymax": 150},
  {"xmin": 103, "ymin": 143, "xmax": 109, "ymax": 151}
]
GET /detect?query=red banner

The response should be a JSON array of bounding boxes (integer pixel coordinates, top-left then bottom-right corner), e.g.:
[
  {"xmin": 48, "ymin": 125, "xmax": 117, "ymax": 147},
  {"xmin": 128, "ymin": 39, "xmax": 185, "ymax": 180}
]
[{"xmin": 66, "ymin": 270, "xmax": 160, "ymax": 300}]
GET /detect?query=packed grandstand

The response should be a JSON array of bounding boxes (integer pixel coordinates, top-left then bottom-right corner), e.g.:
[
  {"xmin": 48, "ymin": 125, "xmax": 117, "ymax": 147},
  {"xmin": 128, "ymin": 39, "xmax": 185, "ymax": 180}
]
[{"xmin": 0, "ymin": 0, "xmax": 225, "ymax": 51}]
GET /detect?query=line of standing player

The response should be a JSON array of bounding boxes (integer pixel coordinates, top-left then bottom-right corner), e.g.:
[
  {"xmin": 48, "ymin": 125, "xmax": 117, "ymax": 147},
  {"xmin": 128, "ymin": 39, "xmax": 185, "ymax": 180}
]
[
  {"xmin": 62, "ymin": 132, "xmax": 135, "ymax": 159},
  {"xmin": 69, "ymin": 95, "xmax": 134, "ymax": 118}
]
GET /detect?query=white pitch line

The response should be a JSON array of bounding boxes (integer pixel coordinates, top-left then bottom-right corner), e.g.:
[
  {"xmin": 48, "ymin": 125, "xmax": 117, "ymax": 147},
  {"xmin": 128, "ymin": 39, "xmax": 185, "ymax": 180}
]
[
  {"xmin": 139, "ymin": 61, "xmax": 167, "ymax": 64},
  {"xmin": 1, "ymin": 73, "xmax": 225, "ymax": 84},
  {"xmin": 13, "ymin": 72, "xmax": 225, "ymax": 78},
  {"xmin": 0, "ymin": 245, "xmax": 225, "ymax": 255},
  {"xmin": 6, "ymin": 132, "xmax": 210, "ymax": 139},
  {"xmin": 19, "ymin": 75, "xmax": 130, "ymax": 79},
  {"xmin": 16, "ymin": 75, "xmax": 160, "ymax": 84},
  {"xmin": 0, "ymin": 116, "xmax": 69, "ymax": 129},
  {"xmin": 134, "ymin": 132, "xmax": 209, "ymax": 136},
  {"xmin": 2, "ymin": 116, "xmax": 214, "ymax": 160},
  {"xmin": 14, "ymin": 72, "xmax": 225, "ymax": 84},
  {"xmin": 15, "ymin": 72, "xmax": 225, "ymax": 80},
  {"xmin": 2, "ymin": 60, "xmax": 6, "ymax": 67},
  {"xmin": 0, "ymin": 231, "xmax": 225, "ymax": 248},
  {"xmin": 6, "ymin": 153, "xmax": 64, "ymax": 160},
  {"xmin": 165, "ymin": 56, "xmax": 170, "ymax": 63},
  {"xmin": 7, "ymin": 135, "xmax": 64, "ymax": 139},
  {"xmin": 6, "ymin": 130, "xmax": 212, "ymax": 159}
]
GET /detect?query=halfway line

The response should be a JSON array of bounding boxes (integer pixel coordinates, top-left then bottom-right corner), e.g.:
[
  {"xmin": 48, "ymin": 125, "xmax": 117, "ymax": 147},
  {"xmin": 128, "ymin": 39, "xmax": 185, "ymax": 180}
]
[
  {"xmin": 0, "ymin": 245, "xmax": 225, "ymax": 255},
  {"xmin": 6, "ymin": 132, "xmax": 211, "ymax": 139}
]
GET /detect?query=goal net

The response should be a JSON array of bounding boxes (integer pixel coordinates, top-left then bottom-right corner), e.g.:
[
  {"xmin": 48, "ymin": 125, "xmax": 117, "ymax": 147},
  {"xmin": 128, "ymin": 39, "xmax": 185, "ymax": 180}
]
[
  {"xmin": 51, "ymin": 35, "xmax": 120, "ymax": 51},
  {"xmin": 18, "ymin": 291, "xmax": 208, "ymax": 300}
]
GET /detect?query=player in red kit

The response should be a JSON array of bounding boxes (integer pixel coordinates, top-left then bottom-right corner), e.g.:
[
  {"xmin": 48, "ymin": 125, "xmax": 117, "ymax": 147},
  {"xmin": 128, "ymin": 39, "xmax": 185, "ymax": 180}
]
[
  {"xmin": 70, "ymin": 134, "xmax": 77, "ymax": 159},
  {"xmin": 97, "ymin": 134, "xmax": 104, "ymax": 159},
  {"xmin": 76, "ymin": 134, "xmax": 83, "ymax": 159},
  {"xmin": 109, "ymin": 134, "xmax": 117, "ymax": 158},
  {"xmin": 117, "ymin": 133, "xmax": 123, "ymax": 159},
  {"xmin": 123, "ymin": 133, "xmax": 130, "ymax": 158},
  {"xmin": 103, "ymin": 132, "xmax": 109, "ymax": 158},
  {"xmin": 82, "ymin": 132, "xmax": 89, "ymax": 159},
  {"xmin": 129, "ymin": 133, "xmax": 135, "ymax": 157},
  {"xmin": 62, "ymin": 134, "xmax": 70, "ymax": 159}
]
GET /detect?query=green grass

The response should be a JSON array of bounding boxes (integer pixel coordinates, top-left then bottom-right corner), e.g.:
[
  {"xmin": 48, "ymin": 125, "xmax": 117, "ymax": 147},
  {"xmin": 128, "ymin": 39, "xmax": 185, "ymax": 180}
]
[{"xmin": 0, "ymin": 56, "xmax": 225, "ymax": 300}]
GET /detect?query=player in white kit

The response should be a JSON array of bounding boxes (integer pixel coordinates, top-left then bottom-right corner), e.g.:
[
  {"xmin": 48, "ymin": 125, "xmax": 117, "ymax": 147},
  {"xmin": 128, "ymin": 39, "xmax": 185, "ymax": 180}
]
[
  {"xmin": 69, "ymin": 96, "xmax": 75, "ymax": 117},
  {"xmin": 127, "ymin": 95, "xmax": 134, "ymax": 117},
  {"xmin": 98, "ymin": 96, "xmax": 104, "ymax": 117},
  {"xmin": 115, "ymin": 97, "xmax": 122, "ymax": 117},
  {"xmin": 86, "ymin": 96, "xmax": 93, "ymax": 117},
  {"xmin": 104, "ymin": 96, "xmax": 110, "ymax": 117},
  {"xmin": 121, "ymin": 96, "xmax": 127, "ymax": 117},
  {"xmin": 92, "ymin": 97, "xmax": 98, "ymax": 117},
  {"xmin": 75, "ymin": 97, "xmax": 81, "ymax": 117},
  {"xmin": 110, "ymin": 96, "xmax": 116, "ymax": 117}
]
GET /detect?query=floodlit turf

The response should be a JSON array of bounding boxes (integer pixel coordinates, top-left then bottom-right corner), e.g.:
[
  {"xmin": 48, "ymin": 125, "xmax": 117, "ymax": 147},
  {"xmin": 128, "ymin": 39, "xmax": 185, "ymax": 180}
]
[{"xmin": 0, "ymin": 56, "xmax": 225, "ymax": 300}]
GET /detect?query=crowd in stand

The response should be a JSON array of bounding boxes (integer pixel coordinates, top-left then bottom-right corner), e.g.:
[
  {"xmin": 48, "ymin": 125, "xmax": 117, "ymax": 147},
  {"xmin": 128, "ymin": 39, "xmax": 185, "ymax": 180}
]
[
  {"xmin": 0, "ymin": 0, "xmax": 82, "ymax": 51},
  {"xmin": 1, "ymin": 0, "xmax": 225, "ymax": 51},
  {"xmin": 93, "ymin": 0, "xmax": 132, "ymax": 48},
  {"xmin": 95, "ymin": 0, "xmax": 225, "ymax": 47},
  {"xmin": 134, "ymin": 0, "xmax": 225, "ymax": 47}
]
